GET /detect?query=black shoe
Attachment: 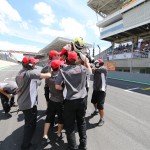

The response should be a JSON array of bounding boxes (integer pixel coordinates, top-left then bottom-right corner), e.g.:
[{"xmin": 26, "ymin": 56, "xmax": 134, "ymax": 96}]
[
  {"xmin": 55, "ymin": 133, "xmax": 63, "ymax": 142},
  {"xmin": 97, "ymin": 118, "xmax": 104, "ymax": 126},
  {"xmin": 78, "ymin": 144, "xmax": 87, "ymax": 150},
  {"xmin": 10, "ymin": 101, "xmax": 15, "ymax": 107},
  {"xmin": 91, "ymin": 110, "xmax": 99, "ymax": 116},
  {"xmin": 41, "ymin": 137, "xmax": 49, "ymax": 146}
]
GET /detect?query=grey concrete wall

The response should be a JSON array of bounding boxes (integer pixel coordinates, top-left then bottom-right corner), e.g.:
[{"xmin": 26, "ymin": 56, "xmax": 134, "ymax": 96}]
[
  {"xmin": 108, "ymin": 58, "xmax": 150, "ymax": 68},
  {"xmin": 108, "ymin": 71, "xmax": 150, "ymax": 85}
]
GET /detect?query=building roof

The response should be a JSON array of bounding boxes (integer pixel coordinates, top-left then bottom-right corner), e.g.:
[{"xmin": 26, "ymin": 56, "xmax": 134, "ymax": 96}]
[
  {"xmin": 87, "ymin": 0, "xmax": 123, "ymax": 17},
  {"xmin": 39, "ymin": 36, "xmax": 92, "ymax": 54},
  {"xmin": 102, "ymin": 23, "xmax": 150, "ymax": 43}
]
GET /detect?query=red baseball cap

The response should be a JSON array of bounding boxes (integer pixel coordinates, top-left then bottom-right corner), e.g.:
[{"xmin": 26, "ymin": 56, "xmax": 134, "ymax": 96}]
[
  {"xmin": 51, "ymin": 60, "xmax": 63, "ymax": 69},
  {"xmin": 60, "ymin": 48, "xmax": 68, "ymax": 56},
  {"xmin": 49, "ymin": 50, "xmax": 59, "ymax": 58},
  {"xmin": 68, "ymin": 51, "xmax": 78, "ymax": 61},
  {"xmin": 22, "ymin": 56, "xmax": 39, "ymax": 64}
]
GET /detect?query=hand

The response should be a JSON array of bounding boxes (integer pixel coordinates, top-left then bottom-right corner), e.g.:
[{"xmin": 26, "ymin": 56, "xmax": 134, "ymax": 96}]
[{"xmin": 7, "ymin": 94, "xmax": 14, "ymax": 99}]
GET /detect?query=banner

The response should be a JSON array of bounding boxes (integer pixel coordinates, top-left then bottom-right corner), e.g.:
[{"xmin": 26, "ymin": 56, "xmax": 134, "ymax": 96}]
[
  {"xmin": 104, "ymin": 62, "xmax": 116, "ymax": 71},
  {"xmin": 122, "ymin": 0, "xmax": 137, "ymax": 8}
]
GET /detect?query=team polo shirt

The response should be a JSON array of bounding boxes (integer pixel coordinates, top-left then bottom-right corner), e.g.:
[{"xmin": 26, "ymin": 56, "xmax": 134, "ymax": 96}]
[
  {"xmin": 16, "ymin": 68, "xmax": 41, "ymax": 110},
  {"xmin": 0, "ymin": 81, "xmax": 18, "ymax": 94},
  {"xmin": 56, "ymin": 65, "xmax": 89, "ymax": 100},
  {"xmin": 41, "ymin": 62, "xmax": 51, "ymax": 87},
  {"xmin": 93, "ymin": 66, "xmax": 107, "ymax": 92},
  {"xmin": 47, "ymin": 71, "xmax": 64, "ymax": 103}
]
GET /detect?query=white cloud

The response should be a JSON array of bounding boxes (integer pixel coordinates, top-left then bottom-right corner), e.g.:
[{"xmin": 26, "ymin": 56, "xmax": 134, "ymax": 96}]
[
  {"xmin": 0, "ymin": 41, "xmax": 41, "ymax": 52},
  {"xmin": 0, "ymin": 0, "xmax": 30, "ymax": 35},
  {"xmin": 34, "ymin": 2, "xmax": 56, "ymax": 25},
  {"xmin": 54, "ymin": 0, "xmax": 99, "ymax": 21},
  {"xmin": 0, "ymin": 0, "xmax": 108, "ymax": 53},
  {"xmin": 19, "ymin": 21, "xmax": 29, "ymax": 30},
  {"xmin": 86, "ymin": 20, "xmax": 100, "ymax": 37},
  {"xmin": 0, "ymin": 0, "xmax": 22, "ymax": 22},
  {"xmin": 0, "ymin": 19, "xmax": 9, "ymax": 33},
  {"xmin": 39, "ymin": 27, "xmax": 64, "ymax": 37},
  {"xmin": 59, "ymin": 17, "xmax": 86, "ymax": 39},
  {"xmin": 39, "ymin": 17, "xmax": 86, "ymax": 39}
]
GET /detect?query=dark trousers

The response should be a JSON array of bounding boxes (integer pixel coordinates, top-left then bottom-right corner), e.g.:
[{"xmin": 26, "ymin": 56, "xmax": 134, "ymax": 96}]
[
  {"xmin": 64, "ymin": 98, "xmax": 87, "ymax": 150},
  {"xmin": 0, "ymin": 93, "xmax": 14, "ymax": 113},
  {"xmin": 44, "ymin": 86, "xmax": 50, "ymax": 102},
  {"xmin": 21, "ymin": 106, "xmax": 37, "ymax": 149}
]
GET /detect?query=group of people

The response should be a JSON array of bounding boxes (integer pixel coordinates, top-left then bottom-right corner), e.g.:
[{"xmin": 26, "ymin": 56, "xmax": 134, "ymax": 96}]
[{"xmin": 0, "ymin": 37, "xmax": 107, "ymax": 150}]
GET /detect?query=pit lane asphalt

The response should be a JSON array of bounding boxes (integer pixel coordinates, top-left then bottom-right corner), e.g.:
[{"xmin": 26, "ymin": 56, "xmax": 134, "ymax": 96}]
[{"xmin": 0, "ymin": 64, "xmax": 150, "ymax": 150}]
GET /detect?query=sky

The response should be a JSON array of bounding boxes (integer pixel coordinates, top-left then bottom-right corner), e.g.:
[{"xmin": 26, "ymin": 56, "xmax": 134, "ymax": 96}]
[{"xmin": 0, "ymin": 0, "xmax": 111, "ymax": 56}]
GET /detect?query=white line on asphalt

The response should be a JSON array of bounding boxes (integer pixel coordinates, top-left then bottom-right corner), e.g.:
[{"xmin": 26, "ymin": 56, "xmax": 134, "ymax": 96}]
[
  {"xmin": 4, "ymin": 78, "xmax": 9, "ymax": 81},
  {"xmin": 106, "ymin": 103, "xmax": 150, "ymax": 129},
  {"xmin": 124, "ymin": 87, "xmax": 140, "ymax": 92},
  {"xmin": 124, "ymin": 90, "xmax": 134, "ymax": 93}
]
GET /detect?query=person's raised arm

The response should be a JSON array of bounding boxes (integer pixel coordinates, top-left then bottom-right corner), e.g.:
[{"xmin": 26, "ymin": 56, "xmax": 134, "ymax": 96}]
[
  {"xmin": 84, "ymin": 61, "xmax": 92, "ymax": 75},
  {"xmin": 40, "ymin": 73, "xmax": 51, "ymax": 79}
]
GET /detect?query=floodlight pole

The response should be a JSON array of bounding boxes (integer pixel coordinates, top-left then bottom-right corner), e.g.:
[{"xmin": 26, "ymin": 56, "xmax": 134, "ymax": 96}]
[
  {"xmin": 111, "ymin": 42, "xmax": 115, "ymax": 61},
  {"xmin": 93, "ymin": 43, "xmax": 95, "ymax": 57},
  {"xmin": 97, "ymin": 45, "xmax": 101, "ymax": 59}
]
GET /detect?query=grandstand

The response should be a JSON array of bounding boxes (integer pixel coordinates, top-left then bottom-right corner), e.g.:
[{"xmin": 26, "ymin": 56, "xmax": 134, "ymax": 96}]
[
  {"xmin": 88, "ymin": 0, "xmax": 150, "ymax": 74},
  {"xmin": 38, "ymin": 37, "xmax": 92, "ymax": 66},
  {"xmin": 0, "ymin": 37, "xmax": 92, "ymax": 66}
]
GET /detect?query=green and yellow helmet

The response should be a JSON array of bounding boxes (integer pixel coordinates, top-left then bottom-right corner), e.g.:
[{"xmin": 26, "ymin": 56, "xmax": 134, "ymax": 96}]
[{"xmin": 74, "ymin": 37, "xmax": 84, "ymax": 50}]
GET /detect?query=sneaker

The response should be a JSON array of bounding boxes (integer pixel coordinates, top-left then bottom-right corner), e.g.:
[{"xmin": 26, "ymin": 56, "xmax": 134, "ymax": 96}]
[
  {"xmin": 97, "ymin": 118, "xmax": 104, "ymax": 126},
  {"xmin": 91, "ymin": 110, "xmax": 99, "ymax": 116},
  {"xmin": 41, "ymin": 137, "xmax": 49, "ymax": 146},
  {"xmin": 55, "ymin": 133, "xmax": 63, "ymax": 142}
]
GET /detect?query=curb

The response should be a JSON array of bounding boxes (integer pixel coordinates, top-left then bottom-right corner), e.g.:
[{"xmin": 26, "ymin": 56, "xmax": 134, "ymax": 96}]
[{"xmin": 108, "ymin": 77, "xmax": 150, "ymax": 85}]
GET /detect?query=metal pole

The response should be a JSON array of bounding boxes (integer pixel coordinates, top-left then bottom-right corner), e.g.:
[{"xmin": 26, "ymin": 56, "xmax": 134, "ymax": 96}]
[
  {"xmin": 111, "ymin": 42, "xmax": 114, "ymax": 61},
  {"xmin": 130, "ymin": 39, "xmax": 134, "ymax": 73},
  {"xmin": 97, "ymin": 45, "xmax": 101, "ymax": 59}
]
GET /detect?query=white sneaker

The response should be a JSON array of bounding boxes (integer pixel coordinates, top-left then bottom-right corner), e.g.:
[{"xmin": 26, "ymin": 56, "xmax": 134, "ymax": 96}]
[{"xmin": 97, "ymin": 118, "xmax": 104, "ymax": 126}]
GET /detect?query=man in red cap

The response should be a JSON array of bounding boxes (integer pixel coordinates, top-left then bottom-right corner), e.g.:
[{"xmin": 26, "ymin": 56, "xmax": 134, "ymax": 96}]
[
  {"xmin": 55, "ymin": 51, "xmax": 92, "ymax": 150},
  {"xmin": 42, "ymin": 59, "xmax": 64, "ymax": 145},
  {"xmin": 16, "ymin": 56, "xmax": 51, "ymax": 150},
  {"xmin": 41, "ymin": 50, "xmax": 59, "ymax": 108},
  {"xmin": 91, "ymin": 59, "xmax": 107, "ymax": 126}
]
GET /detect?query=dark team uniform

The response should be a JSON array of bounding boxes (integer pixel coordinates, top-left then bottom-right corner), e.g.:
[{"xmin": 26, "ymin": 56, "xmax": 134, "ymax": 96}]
[
  {"xmin": 56, "ymin": 64, "xmax": 89, "ymax": 150},
  {"xmin": 91, "ymin": 66, "xmax": 107, "ymax": 110},
  {"xmin": 0, "ymin": 81, "xmax": 17, "ymax": 113},
  {"xmin": 16, "ymin": 68, "xmax": 41, "ymax": 150},
  {"xmin": 45, "ymin": 71, "xmax": 64, "ymax": 124}
]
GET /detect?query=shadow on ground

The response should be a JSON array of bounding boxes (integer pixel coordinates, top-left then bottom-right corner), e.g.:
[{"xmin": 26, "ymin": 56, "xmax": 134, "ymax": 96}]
[{"xmin": 0, "ymin": 110, "xmax": 68, "ymax": 150}]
